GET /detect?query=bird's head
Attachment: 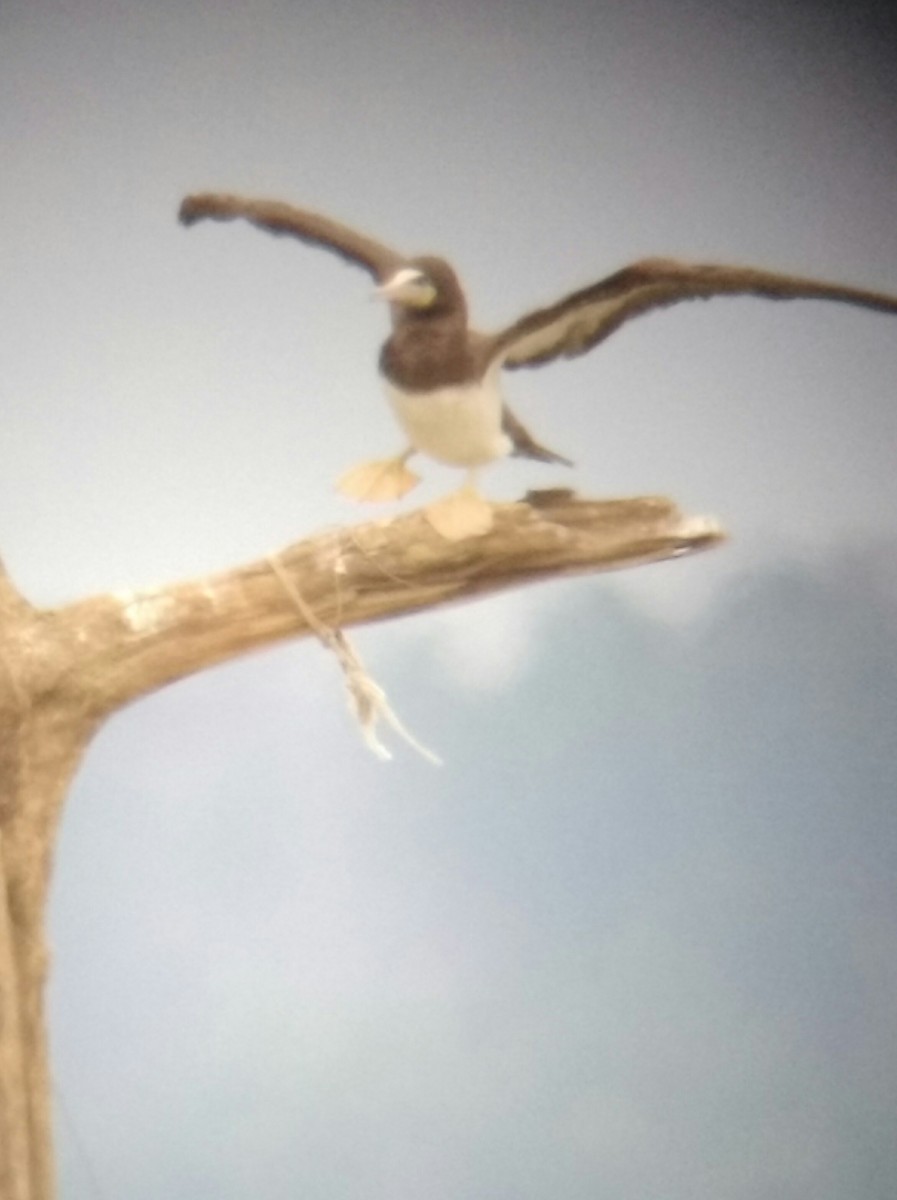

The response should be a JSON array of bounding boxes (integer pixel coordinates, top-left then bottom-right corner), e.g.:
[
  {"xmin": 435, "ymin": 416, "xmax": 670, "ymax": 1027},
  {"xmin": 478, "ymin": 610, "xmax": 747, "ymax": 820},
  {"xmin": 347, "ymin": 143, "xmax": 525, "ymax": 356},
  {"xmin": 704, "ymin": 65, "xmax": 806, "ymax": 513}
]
[{"xmin": 376, "ymin": 256, "xmax": 466, "ymax": 319}]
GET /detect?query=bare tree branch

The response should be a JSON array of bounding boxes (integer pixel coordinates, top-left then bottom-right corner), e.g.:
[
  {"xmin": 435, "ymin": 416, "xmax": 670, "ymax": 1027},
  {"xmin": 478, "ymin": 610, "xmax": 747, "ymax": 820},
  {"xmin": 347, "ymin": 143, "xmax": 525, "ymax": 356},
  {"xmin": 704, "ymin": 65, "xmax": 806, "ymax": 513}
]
[
  {"xmin": 0, "ymin": 562, "xmax": 29, "ymax": 625},
  {"xmin": 47, "ymin": 492, "xmax": 723, "ymax": 715},
  {"xmin": 0, "ymin": 488, "xmax": 722, "ymax": 1200},
  {"xmin": 0, "ymin": 859, "xmax": 30, "ymax": 1200}
]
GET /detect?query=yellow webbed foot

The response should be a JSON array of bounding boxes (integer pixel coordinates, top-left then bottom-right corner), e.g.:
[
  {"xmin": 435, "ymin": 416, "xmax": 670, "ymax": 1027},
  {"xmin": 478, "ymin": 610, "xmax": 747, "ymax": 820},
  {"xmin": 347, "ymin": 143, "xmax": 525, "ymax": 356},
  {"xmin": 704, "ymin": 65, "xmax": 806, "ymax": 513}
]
[
  {"xmin": 425, "ymin": 484, "xmax": 495, "ymax": 541},
  {"xmin": 336, "ymin": 457, "xmax": 421, "ymax": 503}
]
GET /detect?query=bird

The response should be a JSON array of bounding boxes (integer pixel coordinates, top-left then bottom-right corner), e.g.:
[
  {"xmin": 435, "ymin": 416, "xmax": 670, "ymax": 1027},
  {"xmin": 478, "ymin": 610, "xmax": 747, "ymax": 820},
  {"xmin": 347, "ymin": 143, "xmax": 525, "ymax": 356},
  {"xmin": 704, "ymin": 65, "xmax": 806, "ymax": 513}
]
[{"xmin": 179, "ymin": 192, "xmax": 897, "ymax": 539}]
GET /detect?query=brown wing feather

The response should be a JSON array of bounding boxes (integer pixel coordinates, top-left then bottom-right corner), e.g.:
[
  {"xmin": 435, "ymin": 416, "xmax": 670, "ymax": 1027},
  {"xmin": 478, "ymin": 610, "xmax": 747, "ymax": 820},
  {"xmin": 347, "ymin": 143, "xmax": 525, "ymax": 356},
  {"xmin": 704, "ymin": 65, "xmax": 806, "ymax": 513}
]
[
  {"xmin": 484, "ymin": 258, "xmax": 897, "ymax": 371},
  {"xmin": 179, "ymin": 193, "xmax": 406, "ymax": 282}
]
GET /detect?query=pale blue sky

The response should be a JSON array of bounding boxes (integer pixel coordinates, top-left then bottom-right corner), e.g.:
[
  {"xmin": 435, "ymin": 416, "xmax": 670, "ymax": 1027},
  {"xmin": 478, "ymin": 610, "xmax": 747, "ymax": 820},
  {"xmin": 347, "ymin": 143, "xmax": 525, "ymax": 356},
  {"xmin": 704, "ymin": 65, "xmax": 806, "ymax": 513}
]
[{"xmin": 2, "ymin": 1, "xmax": 896, "ymax": 1197}]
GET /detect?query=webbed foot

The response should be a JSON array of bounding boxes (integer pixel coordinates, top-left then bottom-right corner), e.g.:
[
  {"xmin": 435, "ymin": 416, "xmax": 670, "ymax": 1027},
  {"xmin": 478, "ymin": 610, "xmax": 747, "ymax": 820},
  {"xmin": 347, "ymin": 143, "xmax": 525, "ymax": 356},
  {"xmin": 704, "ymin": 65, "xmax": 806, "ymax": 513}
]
[
  {"xmin": 425, "ymin": 483, "xmax": 495, "ymax": 541},
  {"xmin": 336, "ymin": 456, "xmax": 421, "ymax": 503}
]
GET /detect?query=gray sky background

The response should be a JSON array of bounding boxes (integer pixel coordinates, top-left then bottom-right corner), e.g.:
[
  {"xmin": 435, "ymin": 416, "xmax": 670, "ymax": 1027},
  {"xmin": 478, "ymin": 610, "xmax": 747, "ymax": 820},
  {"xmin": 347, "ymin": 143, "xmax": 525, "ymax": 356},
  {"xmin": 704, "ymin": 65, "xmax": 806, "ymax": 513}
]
[{"xmin": 2, "ymin": 1, "xmax": 896, "ymax": 1197}]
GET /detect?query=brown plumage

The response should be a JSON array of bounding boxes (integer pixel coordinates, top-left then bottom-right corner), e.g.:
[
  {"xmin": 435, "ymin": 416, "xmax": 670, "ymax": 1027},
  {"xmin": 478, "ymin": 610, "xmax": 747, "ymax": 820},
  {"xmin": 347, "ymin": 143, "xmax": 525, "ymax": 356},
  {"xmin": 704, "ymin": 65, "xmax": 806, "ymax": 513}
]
[
  {"xmin": 179, "ymin": 192, "xmax": 897, "ymax": 479},
  {"xmin": 488, "ymin": 258, "xmax": 897, "ymax": 369},
  {"xmin": 180, "ymin": 193, "xmax": 406, "ymax": 280},
  {"xmin": 378, "ymin": 257, "xmax": 478, "ymax": 391}
]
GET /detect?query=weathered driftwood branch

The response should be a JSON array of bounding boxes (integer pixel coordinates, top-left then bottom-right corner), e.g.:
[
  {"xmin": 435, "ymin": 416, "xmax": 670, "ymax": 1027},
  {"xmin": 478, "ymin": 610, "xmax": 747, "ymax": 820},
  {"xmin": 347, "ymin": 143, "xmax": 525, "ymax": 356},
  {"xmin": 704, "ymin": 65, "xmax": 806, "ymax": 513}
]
[
  {"xmin": 54, "ymin": 492, "xmax": 722, "ymax": 714},
  {"xmin": 0, "ymin": 490, "xmax": 722, "ymax": 1200}
]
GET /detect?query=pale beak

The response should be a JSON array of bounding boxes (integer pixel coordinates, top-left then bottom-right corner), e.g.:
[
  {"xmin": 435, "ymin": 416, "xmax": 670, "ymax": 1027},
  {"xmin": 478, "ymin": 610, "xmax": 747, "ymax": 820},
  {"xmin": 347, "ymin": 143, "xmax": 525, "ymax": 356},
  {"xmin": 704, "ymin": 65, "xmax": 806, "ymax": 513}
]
[
  {"xmin": 373, "ymin": 267, "xmax": 427, "ymax": 305},
  {"xmin": 374, "ymin": 277, "xmax": 409, "ymax": 302}
]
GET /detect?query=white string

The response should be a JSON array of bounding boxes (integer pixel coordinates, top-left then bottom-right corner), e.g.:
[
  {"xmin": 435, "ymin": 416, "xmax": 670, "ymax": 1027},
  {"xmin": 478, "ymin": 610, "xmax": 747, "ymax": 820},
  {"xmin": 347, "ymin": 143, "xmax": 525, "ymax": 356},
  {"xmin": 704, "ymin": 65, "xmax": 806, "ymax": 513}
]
[{"xmin": 266, "ymin": 554, "xmax": 441, "ymax": 765}]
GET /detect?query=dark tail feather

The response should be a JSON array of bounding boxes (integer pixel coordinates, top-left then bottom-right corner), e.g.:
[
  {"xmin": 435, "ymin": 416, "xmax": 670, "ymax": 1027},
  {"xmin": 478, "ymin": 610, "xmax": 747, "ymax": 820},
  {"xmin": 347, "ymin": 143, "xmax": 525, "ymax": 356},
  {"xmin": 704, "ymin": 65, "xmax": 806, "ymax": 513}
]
[{"xmin": 503, "ymin": 405, "xmax": 574, "ymax": 467}]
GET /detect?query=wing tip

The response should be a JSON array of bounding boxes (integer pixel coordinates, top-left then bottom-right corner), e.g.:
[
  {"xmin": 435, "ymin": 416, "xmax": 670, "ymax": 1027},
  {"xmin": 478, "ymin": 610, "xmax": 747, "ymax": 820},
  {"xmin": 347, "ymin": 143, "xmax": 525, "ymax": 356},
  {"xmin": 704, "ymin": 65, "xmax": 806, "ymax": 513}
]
[
  {"xmin": 178, "ymin": 192, "xmax": 244, "ymax": 227},
  {"xmin": 178, "ymin": 194, "xmax": 207, "ymax": 227}
]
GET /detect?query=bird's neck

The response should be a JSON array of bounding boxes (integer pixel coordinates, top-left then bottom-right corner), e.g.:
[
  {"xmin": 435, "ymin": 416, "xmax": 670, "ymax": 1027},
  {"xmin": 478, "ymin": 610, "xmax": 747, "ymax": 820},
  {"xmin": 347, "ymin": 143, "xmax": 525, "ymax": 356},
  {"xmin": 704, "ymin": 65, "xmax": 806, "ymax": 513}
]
[{"xmin": 380, "ymin": 315, "xmax": 475, "ymax": 391}]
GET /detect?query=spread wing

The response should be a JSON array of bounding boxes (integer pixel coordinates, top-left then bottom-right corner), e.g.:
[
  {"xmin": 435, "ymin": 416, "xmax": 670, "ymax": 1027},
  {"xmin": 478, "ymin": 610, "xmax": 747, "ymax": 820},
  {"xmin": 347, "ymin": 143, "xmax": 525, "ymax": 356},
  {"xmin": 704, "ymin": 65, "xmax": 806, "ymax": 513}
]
[
  {"xmin": 179, "ymin": 193, "xmax": 407, "ymax": 282},
  {"xmin": 484, "ymin": 257, "xmax": 897, "ymax": 371}
]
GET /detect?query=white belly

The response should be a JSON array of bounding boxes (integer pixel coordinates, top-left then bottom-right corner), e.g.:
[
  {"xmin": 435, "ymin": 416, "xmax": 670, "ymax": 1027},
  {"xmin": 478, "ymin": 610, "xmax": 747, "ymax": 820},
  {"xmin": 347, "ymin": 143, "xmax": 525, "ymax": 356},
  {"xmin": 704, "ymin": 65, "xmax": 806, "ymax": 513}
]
[{"xmin": 385, "ymin": 370, "xmax": 512, "ymax": 467}]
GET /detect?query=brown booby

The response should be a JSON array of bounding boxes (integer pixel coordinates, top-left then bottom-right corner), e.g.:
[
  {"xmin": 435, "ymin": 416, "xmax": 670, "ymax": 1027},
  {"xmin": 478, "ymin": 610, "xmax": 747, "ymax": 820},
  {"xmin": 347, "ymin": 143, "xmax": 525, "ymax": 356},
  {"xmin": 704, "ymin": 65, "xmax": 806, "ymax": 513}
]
[{"xmin": 179, "ymin": 193, "xmax": 897, "ymax": 539}]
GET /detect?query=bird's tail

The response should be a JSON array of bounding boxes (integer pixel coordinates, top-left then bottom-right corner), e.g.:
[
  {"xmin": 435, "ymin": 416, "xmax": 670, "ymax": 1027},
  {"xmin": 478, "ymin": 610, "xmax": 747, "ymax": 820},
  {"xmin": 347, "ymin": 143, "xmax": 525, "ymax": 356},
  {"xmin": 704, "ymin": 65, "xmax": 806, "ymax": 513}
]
[
  {"xmin": 503, "ymin": 406, "xmax": 574, "ymax": 467},
  {"xmin": 515, "ymin": 440, "xmax": 574, "ymax": 467}
]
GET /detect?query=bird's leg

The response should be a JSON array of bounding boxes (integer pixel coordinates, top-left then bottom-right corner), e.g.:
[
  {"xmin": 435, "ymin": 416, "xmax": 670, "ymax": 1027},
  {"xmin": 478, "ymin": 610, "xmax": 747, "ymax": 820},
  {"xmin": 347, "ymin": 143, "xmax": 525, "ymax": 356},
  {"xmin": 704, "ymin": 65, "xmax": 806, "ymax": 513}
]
[
  {"xmin": 336, "ymin": 448, "xmax": 421, "ymax": 503},
  {"xmin": 425, "ymin": 469, "xmax": 495, "ymax": 541}
]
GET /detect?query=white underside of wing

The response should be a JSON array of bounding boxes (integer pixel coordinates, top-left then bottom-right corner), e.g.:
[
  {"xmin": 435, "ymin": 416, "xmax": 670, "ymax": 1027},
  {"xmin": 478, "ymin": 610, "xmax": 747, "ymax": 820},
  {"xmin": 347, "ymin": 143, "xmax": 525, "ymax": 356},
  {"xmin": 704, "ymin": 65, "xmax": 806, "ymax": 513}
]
[
  {"xmin": 499, "ymin": 294, "xmax": 627, "ymax": 365},
  {"xmin": 386, "ymin": 366, "xmax": 511, "ymax": 467}
]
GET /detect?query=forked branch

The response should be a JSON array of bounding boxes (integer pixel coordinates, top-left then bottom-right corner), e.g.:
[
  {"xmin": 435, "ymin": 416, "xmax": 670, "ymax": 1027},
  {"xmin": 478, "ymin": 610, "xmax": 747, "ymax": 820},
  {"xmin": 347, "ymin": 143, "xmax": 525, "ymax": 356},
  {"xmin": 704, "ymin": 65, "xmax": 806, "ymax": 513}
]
[{"xmin": 0, "ymin": 489, "xmax": 722, "ymax": 1200}]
